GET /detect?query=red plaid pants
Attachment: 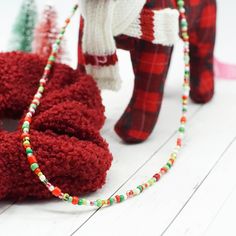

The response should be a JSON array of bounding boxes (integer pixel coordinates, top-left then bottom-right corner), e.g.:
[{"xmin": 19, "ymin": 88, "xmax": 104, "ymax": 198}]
[{"xmin": 78, "ymin": 0, "xmax": 217, "ymax": 143}]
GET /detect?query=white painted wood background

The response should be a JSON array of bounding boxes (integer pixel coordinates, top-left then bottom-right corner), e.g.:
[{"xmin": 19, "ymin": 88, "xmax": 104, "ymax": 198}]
[{"xmin": 0, "ymin": 1, "xmax": 236, "ymax": 236}]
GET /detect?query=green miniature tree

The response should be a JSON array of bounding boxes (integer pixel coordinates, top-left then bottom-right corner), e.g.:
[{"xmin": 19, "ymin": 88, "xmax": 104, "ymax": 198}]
[{"xmin": 9, "ymin": 0, "xmax": 38, "ymax": 52}]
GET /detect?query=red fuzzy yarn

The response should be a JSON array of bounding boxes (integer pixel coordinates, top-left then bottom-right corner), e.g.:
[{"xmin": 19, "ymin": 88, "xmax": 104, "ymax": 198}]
[{"xmin": 0, "ymin": 52, "xmax": 112, "ymax": 200}]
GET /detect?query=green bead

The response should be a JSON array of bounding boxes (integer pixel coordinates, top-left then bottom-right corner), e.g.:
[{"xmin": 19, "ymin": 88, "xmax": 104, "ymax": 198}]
[
  {"xmin": 185, "ymin": 71, "xmax": 190, "ymax": 76},
  {"xmin": 120, "ymin": 195, "xmax": 125, "ymax": 202},
  {"xmin": 30, "ymin": 104, "xmax": 37, "ymax": 109},
  {"xmin": 22, "ymin": 123, "xmax": 29, "ymax": 129},
  {"xmin": 78, "ymin": 199, "xmax": 84, "ymax": 205},
  {"xmin": 179, "ymin": 127, "xmax": 185, "ymax": 133},
  {"xmin": 137, "ymin": 186, "xmax": 143, "ymax": 193},
  {"xmin": 95, "ymin": 199, "xmax": 103, "ymax": 207},
  {"xmin": 49, "ymin": 55, "xmax": 55, "ymax": 62},
  {"xmin": 178, "ymin": 0, "xmax": 184, "ymax": 7},
  {"xmin": 26, "ymin": 148, "xmax": 33, "ymax": 154},
  {"xmin": 181, "ymin": 20, "xmax": 188, "ymax": 27},
  {"xmin": 109, "ymin": 198, "xmax": 115, "ymax": 205},
  {"xmin": 148, "ymin": 178, "xmax": 155, "ymax": 185},
  {"xmin": 31, "ymin": 163, "xmax": 39, "ymax": 171},
  {"xmin": 151, "ymin": 177, "xmax": 156, "ymax": 183},
  {"xmin": 166, "ymin": 163, "xmax": 172, "ymax": 169},
  {"xmin": 38, "ymin": 86, "xmax": 44, "ymax": 93},
  {"xmin": 56, "ymin": 39, "xmax": 61, "ymax": 45}
]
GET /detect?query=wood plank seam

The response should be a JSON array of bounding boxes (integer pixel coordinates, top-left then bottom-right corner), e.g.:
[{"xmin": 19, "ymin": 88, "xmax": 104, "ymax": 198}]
[
  {"xmin": 69, "ymin": 106, "xmax": 203, "ymax": 235},
  {"xmin": 203, "ymin": 182, "xmax": 236, "ymax": 235},
  {"xmin": 161, "ymin": 135, "xmax": 236, "ymax": 236}
]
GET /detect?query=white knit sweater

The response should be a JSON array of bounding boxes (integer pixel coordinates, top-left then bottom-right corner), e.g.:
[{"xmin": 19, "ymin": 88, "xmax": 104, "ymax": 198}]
[{"xmin": 78, "ymin": 0, "xmax": 179, "ymax": 90}]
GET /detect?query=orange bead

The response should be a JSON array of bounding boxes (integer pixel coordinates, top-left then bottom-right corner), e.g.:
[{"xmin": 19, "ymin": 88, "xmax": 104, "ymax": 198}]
[
  {"xmin": 72, "ymin": 196, "xmax": 79, "ymax": 205},
  {"xmin": 52, "ymin": 187, "xmax": 62, "ymax": 197},
  {"xmin": 28, "ymin": 155, "xmax": 37, "ymax": 165}
]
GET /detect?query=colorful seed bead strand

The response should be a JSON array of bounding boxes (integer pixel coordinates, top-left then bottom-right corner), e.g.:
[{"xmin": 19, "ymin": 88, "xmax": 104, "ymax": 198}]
[{"xmin": 21, "ymin": 1, "xmax": 190, "ymax": 208}]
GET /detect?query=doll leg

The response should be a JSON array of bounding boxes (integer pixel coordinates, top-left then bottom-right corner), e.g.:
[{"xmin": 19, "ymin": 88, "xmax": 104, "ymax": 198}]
[
  {"xmin": 115, "ymin": 39, "xmax": 173, "ymax": 143},
  {"xmin": 77, "ymin": 17, "xmax": 86, "ymax": 73},
  {"xmin": 189, "ymin": 0, "xmax": 216, "ymax": 103}
]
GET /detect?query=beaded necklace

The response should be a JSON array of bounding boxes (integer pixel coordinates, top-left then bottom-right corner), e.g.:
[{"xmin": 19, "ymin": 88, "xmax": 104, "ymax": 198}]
[{"xmin": 21, "ymin": 1, "xmax": 190, "ymax": 208}]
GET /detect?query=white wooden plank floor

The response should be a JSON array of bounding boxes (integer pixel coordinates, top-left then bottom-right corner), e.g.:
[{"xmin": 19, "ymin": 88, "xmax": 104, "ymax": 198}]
[
  {"xmin": 1, "ymin": 73, "xmax": 236, "ymax": 236},
  {"xmin": 1, "ymin": 1, "xmax": 236, "ymax": 236}
]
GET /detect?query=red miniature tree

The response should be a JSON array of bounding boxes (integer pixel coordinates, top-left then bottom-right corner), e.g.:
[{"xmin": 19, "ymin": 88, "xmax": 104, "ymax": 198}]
[{"xmin": 33, "ymin": 4, "xmax": 65, "ymax": 62}]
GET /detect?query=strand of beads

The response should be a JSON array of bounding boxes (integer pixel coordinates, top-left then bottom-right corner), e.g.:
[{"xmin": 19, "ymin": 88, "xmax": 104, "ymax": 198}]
[{"xmin": 21, "ymin": 1, "xmax": 190, "ymax": 208}]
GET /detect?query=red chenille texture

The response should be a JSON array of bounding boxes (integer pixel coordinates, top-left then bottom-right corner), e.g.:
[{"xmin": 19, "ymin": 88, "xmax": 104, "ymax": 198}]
[{"xmin": 0, "ymin": 52, "xmax": 112, "ymax": 200}]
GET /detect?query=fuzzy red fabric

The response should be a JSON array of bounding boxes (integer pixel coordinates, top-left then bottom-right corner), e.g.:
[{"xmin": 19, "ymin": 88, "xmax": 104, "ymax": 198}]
[{"xmin": 0, "ymin": 52, "xmax": 112, "ymax": 200}]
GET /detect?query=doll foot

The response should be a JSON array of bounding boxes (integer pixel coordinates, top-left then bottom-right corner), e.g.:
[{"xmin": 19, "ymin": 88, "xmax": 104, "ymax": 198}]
[
  {"xmin": 114, "ymin": 99, "xmax": 161, "ymax": 143},
  {"xmin": 190, "ymin": 71, "xmax": 215, "ymax": 104}
]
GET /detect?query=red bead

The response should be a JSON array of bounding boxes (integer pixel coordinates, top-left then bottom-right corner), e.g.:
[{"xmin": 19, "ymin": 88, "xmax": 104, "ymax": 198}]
[
  {"xmin": 52, "ymin": 187, "xmax": 62, "ymax": 197},
  {"xmin": 72, "ymin": 196, "xmax": 79, "ymax": 205},
  {"xmin": 34, "ymin": 168, "xmax": 41, "ymax": 175},
  {"xmin": 21, "ymin": 133, "xmax": 30, "ymax": 139},
  {"xmin": 51, "ymin": 52, "xmax": 57, "ymax": 57},
  {"xmin": 153, "ymin": 173, "xmax": 161, "ymax": 181},
  {"xmin": 65, "ymin": 18, "xmax": 70, "ymax": 24},
  {"xmin": 115, "ymin": 195, "xmax": 121, "ymax": 203},
  {"xmin": 181, "ymin": 116, "xmax": 187, "ymax": 123},
  {"xmin": 177, "ymin": 138, "xmax": 182, "ymax": 146},
  {"xmin": 161, "ymin": 167, "xmax": 168, "ymax": 173},
  {"xmin": 129, "ymin": 190, "xmax": 134, "ymax": 196},
  {"xmin": 28, "ymin": 155, "xmax": 37, "ymax": 165},
  {"xmin": 24, "ymin": 117, "xmax": 32, "ymax": 123}
]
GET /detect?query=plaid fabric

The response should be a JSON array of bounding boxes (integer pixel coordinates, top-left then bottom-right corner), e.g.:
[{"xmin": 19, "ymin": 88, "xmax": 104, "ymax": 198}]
[
  {"xmin": 77, "ymin": 17, "xmax": 86, "ymax": 74},
  {"xmin": 114, "ymin": 39, "xmax": 173, "ymax": 142},
  {"xmin": 77, "ymin": 0, "xmax": 216, "ymax": 143}
]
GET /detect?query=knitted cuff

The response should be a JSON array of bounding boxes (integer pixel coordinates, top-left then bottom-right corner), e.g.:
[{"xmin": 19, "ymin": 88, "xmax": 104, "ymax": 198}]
[
  {"xmin": 123, "ymin": 8, "xmax": 179, "ymax": 46},
  {"xmin": 79, "ymin": 0, "xmax": 121, "ymax": 90}
]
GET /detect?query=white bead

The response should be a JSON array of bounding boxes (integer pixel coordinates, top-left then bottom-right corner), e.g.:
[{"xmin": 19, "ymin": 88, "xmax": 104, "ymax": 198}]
[
  {"xmin": 26, "ymin": 112, "xmax": 32, "ymax": 117},
  {"xmin": 23, "ymin": 128, "xmax": 29, "ymax": 133},
  {"xmin": 40, "ymin": 78, "xmax": 46, "ymax": 83},
  {"xmin": 35, "ymin": 93, "xmax": 42, "ymax": 99},
  {"xmin": 86, "ymin": 201, "xmax": 91, "ymax": 206},
  {"xmin": 134, "ymin": 188, "xmax": 140, "ymax": 195},
  {"xmin": 49, "ymin": 186, "xmax": 54, "ymax": 191},
  {"xmin": 52, "ymin": 44, "xmax": 58, "ymax": 51},
  {"xmin": 29, "ymin": 108, "xmax": 35, "ymax": 114},
  {"xmin": 39, "ymin": 175, "xmax": 46, "ymax": 182}
]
